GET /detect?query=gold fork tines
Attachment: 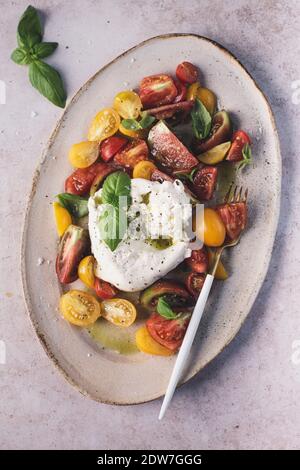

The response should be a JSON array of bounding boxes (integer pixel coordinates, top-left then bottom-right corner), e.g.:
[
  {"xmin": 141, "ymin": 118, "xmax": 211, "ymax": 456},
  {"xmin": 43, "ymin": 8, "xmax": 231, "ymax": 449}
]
[{"xmin": 224, "ymin": 183, "xmax": 248, "ymax": 204}]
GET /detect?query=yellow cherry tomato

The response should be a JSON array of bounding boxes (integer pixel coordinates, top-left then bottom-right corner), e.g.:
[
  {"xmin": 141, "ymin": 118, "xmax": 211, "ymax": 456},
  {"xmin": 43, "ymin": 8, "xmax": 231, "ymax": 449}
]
[
  {"xmin": 78, "ymin": 255, "xmax": 96, "ymax": 288},
  {"xmin": 196, "ymin": 87, "xmax": 217, "ymax": 115},
  {"xmin": 136, "ymin": 326, "xmax": 174, "ymax": 356},
  {"xmin": 88, "ymin": 108, "xmax": 120, "ymax": 142},
  {"xmin": 53, "ymin": 202, "xmax": 72, "ymax": 237},
  {"xmin": 196, "ymin": 208, "xmax": 226, "ymax": 247},
  {"xmin": 207, "ymin": 248, "xmax": 228, "ymax": 280},
  {"xmin": 100, "ymin": 298, "xmax": 136, "ymax": 327},
  {"xmin": 119, "ymin": 121, "xmax": 145, "ymax": 138},
  {"xmin": 133, "ymin": 160, "xmax": 157, "ymax": 180},
  {"xmin": 59, "ymin": 290, "xmax": 101, "ymax": 326},
  {"xmin": 113, "ymin": 90, "xmax": 142, "ymax": 119},
  {"xmin": 186, "ymin": 82, "xmax": 201, "ymax": 100},
  {"xmin": 68, "ymin": 141, "xmax": 99, "ymax": 168}
]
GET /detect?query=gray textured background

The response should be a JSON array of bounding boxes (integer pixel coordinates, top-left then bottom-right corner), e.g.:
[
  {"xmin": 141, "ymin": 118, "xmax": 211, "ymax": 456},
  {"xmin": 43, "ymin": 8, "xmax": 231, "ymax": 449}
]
[{"xmin": 0, "ymin": 0, "xmax": 300, "ymax": 450}]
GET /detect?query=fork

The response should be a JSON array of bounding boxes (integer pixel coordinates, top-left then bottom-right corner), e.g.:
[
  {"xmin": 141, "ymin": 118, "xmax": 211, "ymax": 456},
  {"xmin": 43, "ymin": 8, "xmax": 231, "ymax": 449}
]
[{"xmin": 158, "ymin": 184, "xmax": 248, "ymax": 420}]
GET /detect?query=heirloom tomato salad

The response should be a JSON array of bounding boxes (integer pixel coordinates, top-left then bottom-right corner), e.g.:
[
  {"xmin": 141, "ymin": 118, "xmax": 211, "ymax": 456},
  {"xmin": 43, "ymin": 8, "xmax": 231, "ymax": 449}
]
[{"xmin": 54, "ymin": 61, "xmax": 251, "ymax": 356}]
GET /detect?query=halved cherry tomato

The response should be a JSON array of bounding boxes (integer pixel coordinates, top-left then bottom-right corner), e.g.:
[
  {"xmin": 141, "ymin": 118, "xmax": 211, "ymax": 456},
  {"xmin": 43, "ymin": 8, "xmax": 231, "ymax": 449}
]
[
  {"xmin": 59, "ymin": 290, "xmax": 101, "ymax": 326},
  {"xmin": 148, "ymin": 121, "xmax": 198, "ymax": 173},
  {"xmin": 89, "ymin": 164, "xmax": 115, "ymax": 196},
  {"xmin": 119, "ymin": 121, "xmax": 145, "ymax": 139},
  {"xmin": 198, "ymin": 142, "xmax": 231, "ymax": 165},
  {"xmin": 94, "ymin": 277, "xmax": 118, "ymax": 300},
  {"xmin": 114, "ymin": 139, "xmax": 149, "ymax": 169},
  {"xmin": 195, "ymin": 111, "xmax": 232, "ymax": 153},
  {"xmin": 139, "ymin": 74, "xmax": 177, "ymax": 108},
  {"xmin": 187, "ymin": 82, "xmax": 201, "ymax": 101},
  {"xmin": 145, "ymin": 100, "xmax": 193, "ymax": 120},
  {"xmin": 226, "ymin": 130, "xmax": 251, "ymax": 162},
  {"xmin": 133, "ymin": 160, "xmax": 156, "ymax": 179},
  {"xmin": 113, "ymin": 90, "xmax": 142, "ymax": 119},
  {"xmin": 186, "ymin": 247, "xmax": 208, "ymax": 273},
  {"xmin": 191, "ymin": 166, "xmax": 218, "ymax": 201},
  {"xmin": 100, "ymin": 136, "xmax": 128, "ymax": 162},
  {"xmin": 53, "ymin": 202, "xmax": 72, "ymax": 237},
  {"xmin": 65, "ymin": 162, "xmax": 111, "ymax": 195},
  {"xmin": 140, "ymin": 280, "xmax": 191, "ymax": 308},
  {"xmin": 136, "ymin": 326, "xmax": 174, "ymax": 356},
  {"xmin": 88, "ymin": 108, "xmax": 120, "ymax": 142},
  {"xmin": 185, "ymin": 272, "xmax": 206, "ymax": 297},
  {"xmin": 101, "ymin": 298, "xmax": 136, "ymax": 327},
  {"xmin": 56, "ymin": 225, "xmax": 90, "ymax": 284},
  {"xmin": 207, "ymin": 248, "xmax": 228, "ymax": 280},
  {"xmin": 146, "ymin": 312, "xmax": 191, "ymax": 351},
  {"xmin": 176, "ymin": 62, "xmax": 198, "ymax": 84},
  {"xmin": 196, "ymin": 208, "xmax": 226, "ymax": 247},
  {"xmin": 68, "ymin": 141, "xmax": 99, "ymax": 168},
  {"xmin": 216, "ymin": 202, "xmax": 247, "ymax": 240},
  {"xmin": 174, "ymin": 79, "xmax": 187, "ymax": 103},
  {"xmin": 78, "ymin": 255, "xmax": 96, "ymax": 288}
]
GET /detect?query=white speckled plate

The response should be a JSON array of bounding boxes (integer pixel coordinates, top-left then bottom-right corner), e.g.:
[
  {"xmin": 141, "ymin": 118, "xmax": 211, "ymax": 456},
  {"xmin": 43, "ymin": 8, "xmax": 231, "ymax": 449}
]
[{"xmin": 21, "ymin": 34, "xmax": 281, "ymax": 404}]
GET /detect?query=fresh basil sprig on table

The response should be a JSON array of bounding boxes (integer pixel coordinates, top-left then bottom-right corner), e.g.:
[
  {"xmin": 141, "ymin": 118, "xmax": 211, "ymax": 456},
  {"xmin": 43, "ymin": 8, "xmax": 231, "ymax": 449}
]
[
  {"xmin": 11, "ymin": 5, "xmax": 66, "ymax": 108},
  {"xmin": 191, "ymin": 97, "xmax": 212, "ymax": 140},
  {"xmin": 121, "ymin": 113, "xmax": 156, "ymax": 131},
  {"xmin": 57, "ymin": 193, "xmax": 88, "ymax": 218},
  {"xmin": 98, "ymin": 172, "xmax": 131, "ymax": 252},
  {"xmin": 238, "ymin": 143, "xmax": 253, "ymax": 170},
  {"xmin": 157, "ymin": 297, "xmax": 179, "ymax": 320}
]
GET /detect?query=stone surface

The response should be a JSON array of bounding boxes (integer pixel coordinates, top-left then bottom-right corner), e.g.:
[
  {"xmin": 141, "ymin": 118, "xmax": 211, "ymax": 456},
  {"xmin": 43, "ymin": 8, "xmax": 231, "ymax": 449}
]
[{"xmin": 0, "ymin": 0, "xmax": 299, "ymax": 450}]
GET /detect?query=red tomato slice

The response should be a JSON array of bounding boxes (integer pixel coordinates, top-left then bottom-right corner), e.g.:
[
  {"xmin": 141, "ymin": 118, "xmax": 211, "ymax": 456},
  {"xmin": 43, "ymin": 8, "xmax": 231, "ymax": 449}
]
[
  {"xmin": 186, "ymin": 248, "xmax": 208, "ymax": 273},
  {"xmin": 150, "ymin": 168, "xmax": 174, "ymax": 183},
  {"xmin": 94, "ymin": 277, "xmax": 118, "ymax": 299},
  {"xmin": 114, "ymin": 139, "xmax": 149, "ymax": 169},
  {"xmin": 176, "ymin": 62, "xmax": 198, "ymax": 84},
  {"xmin": 146, "ymin": 312, "xmax": 191, "ymax": 351},
  {"xmin": 174, "ymin": 79, "xmax": 187, "ymax": 103},
  {"xmin": 56, "ymin": 225, "xmax": 90, "ymax": 284},
  {"xmin": 139, "ymin": 74, "xmax": 177, "ymax": 108},
  {"xmin": 185, "ymin": 272, "xmax": 206, "ymax": 297},
  {"xmin": 148, "ymin": 121, "xmax": 198, "ymax": 173},
  {"xmin": 216, "ymin": 202, "xmax": 247, "ymax": 240},
  {"xmin": 65, "ymin": 162, "xmax": 112, "ymax": 195},
  {"xmin": 226, "ymin": 130, "xmax": 251, "ymax": 162},
  {"xmin": 191, "ymin": 166, "xmax": 218, "ymax": 201},
  {"xmin": 100, "ymin": 136, "xmax": 128, "ymax": 162}
]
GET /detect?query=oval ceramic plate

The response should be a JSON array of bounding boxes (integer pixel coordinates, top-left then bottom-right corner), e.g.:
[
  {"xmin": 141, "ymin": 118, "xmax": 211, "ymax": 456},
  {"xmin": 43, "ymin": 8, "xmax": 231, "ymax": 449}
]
[{"xmin": 21, "ymin": 34, "xmax": 281, "ymax": 404}]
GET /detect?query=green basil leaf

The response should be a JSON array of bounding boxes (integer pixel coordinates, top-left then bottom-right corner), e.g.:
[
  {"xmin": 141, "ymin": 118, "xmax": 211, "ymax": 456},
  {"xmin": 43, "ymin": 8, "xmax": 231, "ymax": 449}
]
[
  {"xmin": 121, "ymin": 119, "xmax": 142, "ymax": 131},
  {"xmin": 238, "ymin": 143, "xmax": 253, "ymax": 170},
  {"xmin": 57, "ymin": 193, "xmax": 88, "ymax": 218},
  {"xmin": 176, "ymin": 167, "xmax": 197, "ymax": 183},
  {"xmin": 139, "ymin": 113, "xmax": 156, "ymax": 129},
  {"xmin": 11, "ymin": 47, "xmax": 32, "ymax": 65},
  {"xmin": 101, "ymin": 171, "xmax": 131, "ymax": 207},
  {"xmin": 17, "ymin": 5, "xmax": 42, "ymax": 49},
  {"xmin": 191, "ymin": 98, "xmax": 212, "ymax": 140},
  {"xmin": 157, "ymin": 297, "xmax": 178, "ymax": 319},
  {"xmin": 32, "ymin": 42, "xmax": 58, "ymax": 59},
  {"xmin": 98, "ymin": 172, "xmax": 131, "ymax": 252},
  {"xmin": 29, "ymin": 60, "xmax": 66, "ymax": 108}
]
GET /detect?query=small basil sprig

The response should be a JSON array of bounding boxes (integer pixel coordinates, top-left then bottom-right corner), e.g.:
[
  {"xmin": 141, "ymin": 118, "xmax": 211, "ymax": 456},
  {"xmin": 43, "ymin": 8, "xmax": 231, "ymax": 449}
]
[
  {"xmin": 191, "ymin": 98, "xmax": 212, "ymax": 140},
  {"xmin": 121, "ymin": 113, "xmax": 156, "ymax": 131},
  {"xmin": 238, "ymin": 143, "xmax": 253, "ymax": 170},
  {"xmin": 98, "ymin": 171, "xmax": 131, "ymax": 252},
  {"xmin": 157, "ymin": 297, "xmax": 178, "ymax": 319},
  {"xmin": 176, "ymin": 167, "xmax": 197, "ymax": 183},
  {"xmin": 57, "ymin": 193, "xmax": 88, "ymax": 218},
  {"xmin": 11, "ymin": 5, "xmax": 66, "ymax": 108}
]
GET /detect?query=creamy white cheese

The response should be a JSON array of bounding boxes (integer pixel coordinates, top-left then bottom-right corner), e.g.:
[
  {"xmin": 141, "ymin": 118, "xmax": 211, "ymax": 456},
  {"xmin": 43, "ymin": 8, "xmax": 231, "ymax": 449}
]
[{"xmin": 88, "ymin": 178, "xmax": 192, "ymax": 292}]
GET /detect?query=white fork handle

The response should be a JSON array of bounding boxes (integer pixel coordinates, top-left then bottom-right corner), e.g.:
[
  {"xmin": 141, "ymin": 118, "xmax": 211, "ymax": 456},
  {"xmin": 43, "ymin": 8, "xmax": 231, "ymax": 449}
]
[{"xmin": 158, "ymin": 274, "xmax": 214, "ymax": 420}]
